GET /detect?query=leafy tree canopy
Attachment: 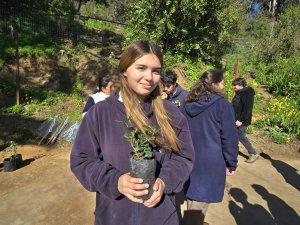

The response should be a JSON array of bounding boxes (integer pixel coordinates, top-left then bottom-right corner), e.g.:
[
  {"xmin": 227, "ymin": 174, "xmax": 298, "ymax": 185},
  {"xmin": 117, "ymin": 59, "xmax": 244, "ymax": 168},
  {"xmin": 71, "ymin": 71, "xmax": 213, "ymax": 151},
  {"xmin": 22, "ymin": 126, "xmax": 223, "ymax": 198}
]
[{"xmin": 122, "ymin": 0, "xmax": 247, "ymax": 64}]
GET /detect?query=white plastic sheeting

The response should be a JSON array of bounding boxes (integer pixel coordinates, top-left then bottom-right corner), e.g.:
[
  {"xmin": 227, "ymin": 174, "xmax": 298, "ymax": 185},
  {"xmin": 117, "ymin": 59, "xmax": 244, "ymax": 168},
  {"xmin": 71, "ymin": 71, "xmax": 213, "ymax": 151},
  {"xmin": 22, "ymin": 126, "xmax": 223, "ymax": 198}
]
[{"xmin": 37, "ymin": 116, "xmax": 80, "ymax": 144}]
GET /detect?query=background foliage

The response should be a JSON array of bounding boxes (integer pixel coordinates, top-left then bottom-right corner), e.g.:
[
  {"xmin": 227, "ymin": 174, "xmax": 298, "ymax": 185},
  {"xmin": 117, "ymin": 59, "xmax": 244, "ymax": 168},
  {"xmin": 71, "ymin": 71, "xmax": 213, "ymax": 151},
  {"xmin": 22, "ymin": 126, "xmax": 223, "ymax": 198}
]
[
  {"xmin": 122, "ymin": 0, "xmax": 246, "ymax": 63},
  {"xmin": 0, "ymin": 0, "xmax": 299, "ymax": 143}
]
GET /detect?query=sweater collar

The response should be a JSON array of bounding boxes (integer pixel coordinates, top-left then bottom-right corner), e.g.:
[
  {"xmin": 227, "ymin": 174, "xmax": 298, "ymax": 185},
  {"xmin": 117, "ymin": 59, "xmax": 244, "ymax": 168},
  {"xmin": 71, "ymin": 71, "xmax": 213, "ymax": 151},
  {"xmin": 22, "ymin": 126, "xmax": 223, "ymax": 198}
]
[{"xmin": 107, "ymin": 92, "xmax": 153, "ymax": 117}]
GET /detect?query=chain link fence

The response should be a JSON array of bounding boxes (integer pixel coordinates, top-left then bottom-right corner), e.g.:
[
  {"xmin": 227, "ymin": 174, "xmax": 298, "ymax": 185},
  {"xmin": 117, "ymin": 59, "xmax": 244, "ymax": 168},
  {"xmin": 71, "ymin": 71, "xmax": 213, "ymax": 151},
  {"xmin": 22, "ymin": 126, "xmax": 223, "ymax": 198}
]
[{"xmin": 0, "ymin": 10, "xmax": 125, "ymax": 41}]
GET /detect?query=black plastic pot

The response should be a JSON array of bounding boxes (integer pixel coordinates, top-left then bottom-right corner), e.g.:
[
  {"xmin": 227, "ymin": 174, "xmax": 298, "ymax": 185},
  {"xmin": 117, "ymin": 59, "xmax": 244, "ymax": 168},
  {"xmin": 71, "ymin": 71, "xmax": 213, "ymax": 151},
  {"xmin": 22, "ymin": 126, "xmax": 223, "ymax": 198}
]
[
  {"xmin": 3, "ymin": 157, "xmax": 17, "ymax": 172},
  {"xmin": 130, "ymin": 157, "xmax": 157, "ymax": 200},
  {"xmin": 13, "ymin": 154, "xmax": 23, "ymax": 168}
]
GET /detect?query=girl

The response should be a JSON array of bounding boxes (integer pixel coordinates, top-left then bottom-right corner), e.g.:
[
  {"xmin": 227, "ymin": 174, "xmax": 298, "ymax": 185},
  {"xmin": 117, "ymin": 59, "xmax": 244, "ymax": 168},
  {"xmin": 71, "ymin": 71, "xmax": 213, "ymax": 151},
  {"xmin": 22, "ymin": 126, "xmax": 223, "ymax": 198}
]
[
  {"xmin": 181, "ymin": 69, "xmax": 239, "ymax": 225},
  {"xmin": 70, "ymin": 40, "xmax": 194, "ymax": 225},
  {"xmin": 82, "ymin": 75, "xmax": 113, "ymax": 117}
]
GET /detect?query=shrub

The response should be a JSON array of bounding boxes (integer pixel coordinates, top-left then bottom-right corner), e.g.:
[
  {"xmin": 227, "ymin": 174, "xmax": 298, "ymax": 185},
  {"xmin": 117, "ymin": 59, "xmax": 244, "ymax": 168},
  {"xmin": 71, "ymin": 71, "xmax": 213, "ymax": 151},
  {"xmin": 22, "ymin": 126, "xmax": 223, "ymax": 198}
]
[
  {"xmin": 163, "ymin": 53, "xmax": 213, "ymax": 91},
  {"xmin": 0, "ymin": 77, "xmax": 16, "ymax": 97},
  {"xmin": 0, "ymin": 33, "xmax": 57, "ymax": 61},
  {"xmin": 224, "ymin": 71, "xmax": 235, "ymax": 101},
  {"xmin": 83, "ymin": 19, "xmax": 114, "ymax": 30},
  {"xmin": 252, "ymin": 119, "xmax": 266, "ymax": 129},
  {"xmin": 246, "ymin": 125, "xmax": 253, "ymax": 134},
  {"xmin": 266, "ymin": 96, "xmax": 300, "ymax": 136},
  {"xmin": 256, "ymin": 56, "xmax": 300, "ymax": 98},
  {"xmin": 264, "ymin": 126, "xmax": 291, "ymax": 144},
  {"xmin": 2, "ymin": 104, "xmax": 25, "ymax": 114},
  {"xmin": 41, "ymin": 96, "xmax": 56, "ymax": 106}
]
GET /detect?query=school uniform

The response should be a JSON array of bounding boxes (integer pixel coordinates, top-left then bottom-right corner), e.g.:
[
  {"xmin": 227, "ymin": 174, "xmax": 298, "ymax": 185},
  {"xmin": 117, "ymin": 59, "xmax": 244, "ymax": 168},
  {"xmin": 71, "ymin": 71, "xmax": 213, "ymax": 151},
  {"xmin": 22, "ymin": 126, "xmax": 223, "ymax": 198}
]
[
  {"xmin": 71, "ymin": 92, "xmax": 195, "ymax": 225},
  {"xmin": 181, "ymin": 94, "xmax": 238, "ymax": 203},
  {"xmin": 232, "ymin": 86, "xmax": 257, "ymax": 155},
  {"xmin": 167, "ymin": 84, "xmax": 188, "ymax": 109},
  {"xmin": 82, "ymin": 92, "xmax": 109, "ymax": 117}
]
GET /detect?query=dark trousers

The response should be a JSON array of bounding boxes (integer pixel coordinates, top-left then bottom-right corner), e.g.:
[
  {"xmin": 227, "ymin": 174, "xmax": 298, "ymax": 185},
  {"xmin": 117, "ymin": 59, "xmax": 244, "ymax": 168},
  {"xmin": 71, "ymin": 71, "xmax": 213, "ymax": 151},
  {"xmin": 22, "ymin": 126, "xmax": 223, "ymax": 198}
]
[{"xmin": 238, "ymin": 126, "xmax": 257, "ymax": 155}]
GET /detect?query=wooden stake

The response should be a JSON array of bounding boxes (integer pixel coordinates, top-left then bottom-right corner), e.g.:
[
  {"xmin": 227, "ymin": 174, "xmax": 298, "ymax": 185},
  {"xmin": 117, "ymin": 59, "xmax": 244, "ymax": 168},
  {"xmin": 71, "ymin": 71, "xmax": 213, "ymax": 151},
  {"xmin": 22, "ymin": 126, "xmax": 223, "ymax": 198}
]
[{"xmin": 233, "ymin": 56, "xmax": 240, "ymax": 79}]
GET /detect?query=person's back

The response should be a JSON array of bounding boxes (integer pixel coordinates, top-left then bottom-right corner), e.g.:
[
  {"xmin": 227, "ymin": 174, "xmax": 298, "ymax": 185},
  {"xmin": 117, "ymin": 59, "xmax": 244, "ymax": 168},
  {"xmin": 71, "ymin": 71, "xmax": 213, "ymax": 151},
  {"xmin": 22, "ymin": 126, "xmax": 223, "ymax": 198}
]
[
  {"xmin": 182, "ymin": 94, "xmax": 237, "ymax": 199},
  {"xmin": 181, "ymin": 69, "xmax": 238, "ymax": 225}
]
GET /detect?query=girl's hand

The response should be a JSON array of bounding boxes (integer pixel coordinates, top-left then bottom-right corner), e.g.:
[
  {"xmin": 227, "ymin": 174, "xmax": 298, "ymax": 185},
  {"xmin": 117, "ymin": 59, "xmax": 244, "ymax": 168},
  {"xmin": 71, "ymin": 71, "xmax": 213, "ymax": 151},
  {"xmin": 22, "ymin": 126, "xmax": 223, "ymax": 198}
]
[
  {"xmin": 226, "ymin": 168, "xmax": 235, "ymax": 176},
  {"xmin": 118, "ymin": 173, "xmax": 149, "ymax": 203},
  {"xmin": 143, "ymin": 178, "xmax": 165, "ymax": 208}
]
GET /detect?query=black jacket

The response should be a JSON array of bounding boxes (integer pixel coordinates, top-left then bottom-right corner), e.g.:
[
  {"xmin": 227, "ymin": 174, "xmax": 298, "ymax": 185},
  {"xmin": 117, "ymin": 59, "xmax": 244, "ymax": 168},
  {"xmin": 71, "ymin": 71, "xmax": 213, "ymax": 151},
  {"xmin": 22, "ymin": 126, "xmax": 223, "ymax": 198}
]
[{"xmin": 232, "ymin": 86, "xmax": 255, "ymax": 126}]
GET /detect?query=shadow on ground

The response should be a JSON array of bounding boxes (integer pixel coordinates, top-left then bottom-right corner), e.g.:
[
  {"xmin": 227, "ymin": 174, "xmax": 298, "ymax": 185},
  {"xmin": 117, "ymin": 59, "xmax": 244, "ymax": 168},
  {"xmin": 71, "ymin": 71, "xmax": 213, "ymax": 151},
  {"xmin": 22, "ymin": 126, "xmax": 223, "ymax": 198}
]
[
  {"xmin": 0, "ymin": 113, "xmax": 43, "ymax": 150},
  {"xmin": 229, "ymin": 187, "xmax": 276, "ymax": 225},
  {"xmin": 229, "ymin": 186, "xmax": 300, "ymax": 225},
  {"xmin": 252, "ymin": 184, "xmax": 300, "ymax": 224},
  {"xmin": 260, "ymin": 152, "xmax": 300, "ymax": 191},
  {"xmin": 0, "ymin": 158, "xmax": 35, "ymax": 172}
]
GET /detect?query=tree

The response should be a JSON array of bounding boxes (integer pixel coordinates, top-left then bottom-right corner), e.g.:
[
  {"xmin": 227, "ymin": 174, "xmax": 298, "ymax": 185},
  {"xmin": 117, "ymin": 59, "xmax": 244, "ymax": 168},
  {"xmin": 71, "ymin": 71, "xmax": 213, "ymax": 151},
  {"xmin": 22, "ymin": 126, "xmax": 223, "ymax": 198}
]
[
  {"xmin": 248, "ymin": 0, "xmax": 300, "ymax": 17},
  {"xmin": 122, "ymin": 0, "xmax": 246, "ymax": 63},
  {"xmin": 238, "ymin": 3, "xmax": 300, "ymax": 62}
]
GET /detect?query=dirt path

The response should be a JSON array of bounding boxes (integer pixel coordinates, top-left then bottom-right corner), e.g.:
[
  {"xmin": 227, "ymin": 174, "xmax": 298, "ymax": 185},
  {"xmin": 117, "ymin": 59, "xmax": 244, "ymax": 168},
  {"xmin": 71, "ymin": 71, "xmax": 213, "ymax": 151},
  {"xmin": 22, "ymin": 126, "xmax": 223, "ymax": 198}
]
[
  {"xmin": 0, "ymin": 143, "xmax": 95, "ymax": 225},
  {"xmin": 1, "ymin": 143, "xmax": 300, "ymax": 225},
  {"xmin": 201, "ymin": 153, "xmax": 300, "ymax": 224}
]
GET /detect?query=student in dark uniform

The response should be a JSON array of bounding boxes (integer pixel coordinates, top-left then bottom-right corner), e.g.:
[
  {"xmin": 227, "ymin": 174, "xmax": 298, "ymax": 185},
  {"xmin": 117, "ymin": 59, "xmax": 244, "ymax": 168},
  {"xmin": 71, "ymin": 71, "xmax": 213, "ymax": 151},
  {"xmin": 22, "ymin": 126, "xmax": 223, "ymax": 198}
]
[
  {"xmin": 161, "ymin": 70, "xmax": 187, "ymax": 109},
  {"xmin": 232, "ymin": 77, "xmax": 259, "ymax": 163},
  {"xmin": 71, "ymin": 40, "xmax": 195, "ymax": 225},
  {"xmin": 82, "ymin": 75, "xmax": 113, "ymax": 117},
  {"xmin": 181, "ymin": 69, "xmax": 239, "ymax": 225}
]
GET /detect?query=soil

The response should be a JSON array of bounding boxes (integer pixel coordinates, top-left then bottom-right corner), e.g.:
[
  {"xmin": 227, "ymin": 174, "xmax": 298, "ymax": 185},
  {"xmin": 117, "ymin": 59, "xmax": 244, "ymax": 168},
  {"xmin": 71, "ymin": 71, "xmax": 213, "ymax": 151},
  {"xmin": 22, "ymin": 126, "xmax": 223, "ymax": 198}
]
[
  {"xmin": 0, "ymin": 131, "xmax": 299, "ymax": 224},
  {"xmin": 0, "ymin": 142, "xmax": 95, "ymax": 225}
]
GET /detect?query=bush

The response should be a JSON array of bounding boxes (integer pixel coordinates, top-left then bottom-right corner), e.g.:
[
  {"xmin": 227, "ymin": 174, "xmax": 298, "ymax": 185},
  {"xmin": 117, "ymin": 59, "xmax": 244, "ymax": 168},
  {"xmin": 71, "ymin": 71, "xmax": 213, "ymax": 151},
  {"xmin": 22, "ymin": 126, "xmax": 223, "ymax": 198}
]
[
  {"xmin": 266, "ymin": 96, "xmax": 300, "ymax": 136},
  {"xmin": 2, "ymin": 104, "xmax": 25, "ymax": 114},
  {"xmin": 163, "ymin": 53, "xmax": 214, "ymax": 91},
  {"xmin": 256, "ymin": 56, "xmax": 300, "ymax": 98},
  {"xmin": 223, "ymin": 71, "xmax": 235, "ymax": 101},
  {"xmin": 264, "ymin": 126, "xmax": 291, "ymax": 144},
  {"xmin": 80, "ymin": 1, "xmax": 115, "ymax": 31},
  {"xmin": 252, "ymin": 119, "xmax": 266, "ymax": 129},
  {"xmin": 246, "ymin": 125, "xmax": 253, "ymax": 134},
  {"xmin": 83, "ymin": 19, "xmax": 113, "ymax": 30},
  {"xmin": 0, "ymin": 33, "xmax": 57, "ymax": 61},
  {"xmin": 42, "ymin": 96, "xmax": 56, "ymax": 106},
  {"xmin": 0, "ymin": 77, "xmax": 16, "ymax": 97}
]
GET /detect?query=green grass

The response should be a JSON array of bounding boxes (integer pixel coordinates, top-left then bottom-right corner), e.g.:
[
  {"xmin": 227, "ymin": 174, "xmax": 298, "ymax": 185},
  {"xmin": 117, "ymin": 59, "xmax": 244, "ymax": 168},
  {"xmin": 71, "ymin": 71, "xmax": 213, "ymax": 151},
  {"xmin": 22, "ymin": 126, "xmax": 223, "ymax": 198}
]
[{"xmin": 0, "ymin": 33, "xmax": 58, "ymax": 61}]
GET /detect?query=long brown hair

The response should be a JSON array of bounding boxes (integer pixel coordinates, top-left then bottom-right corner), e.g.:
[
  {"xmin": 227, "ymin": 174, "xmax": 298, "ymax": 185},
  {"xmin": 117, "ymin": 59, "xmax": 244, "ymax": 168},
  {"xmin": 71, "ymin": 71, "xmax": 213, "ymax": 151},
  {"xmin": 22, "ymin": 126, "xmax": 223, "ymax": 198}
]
[
  {"xmin": 185, "ymin": 69, "xmax": 226, "ymax": 102},
  {"xmin": 119, "ymin": 40, "xmax": 180, "ymax": 152}
]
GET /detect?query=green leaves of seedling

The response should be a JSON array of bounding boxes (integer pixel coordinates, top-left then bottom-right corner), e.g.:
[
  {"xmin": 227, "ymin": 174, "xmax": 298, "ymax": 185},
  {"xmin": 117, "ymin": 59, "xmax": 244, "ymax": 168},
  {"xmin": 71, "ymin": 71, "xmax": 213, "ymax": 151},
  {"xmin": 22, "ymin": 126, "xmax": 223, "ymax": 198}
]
[{"xmin": 123, "ymin": 120, "xmax": 158, "ymax": 160}]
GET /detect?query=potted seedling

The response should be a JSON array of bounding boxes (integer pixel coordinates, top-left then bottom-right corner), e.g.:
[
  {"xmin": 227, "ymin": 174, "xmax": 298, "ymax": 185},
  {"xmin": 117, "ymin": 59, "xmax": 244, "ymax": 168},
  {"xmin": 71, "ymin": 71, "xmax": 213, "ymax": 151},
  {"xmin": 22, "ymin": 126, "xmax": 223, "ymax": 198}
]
[
  {"xmin": 3, "ymin": 141, "xmax": 22, "ymax": 172},
  {"xmin": 124, "ymin": 121, "xmax": 158, "ymax": 200}
]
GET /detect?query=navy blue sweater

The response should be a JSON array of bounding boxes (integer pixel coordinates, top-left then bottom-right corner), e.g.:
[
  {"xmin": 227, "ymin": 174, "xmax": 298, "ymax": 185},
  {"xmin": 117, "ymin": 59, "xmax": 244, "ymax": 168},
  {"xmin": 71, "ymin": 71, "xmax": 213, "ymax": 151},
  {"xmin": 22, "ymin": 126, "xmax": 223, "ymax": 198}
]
[
  {"xmin": 181, "ymin": 94, "xmax": 238, "ymax": 203},
  {"xmin": 167, "ymin": 84, "xmax": 188, "ymax": 109},
  {"xmin": 71, "ymin": 93, "xmax": 195, "ymax": 225}
]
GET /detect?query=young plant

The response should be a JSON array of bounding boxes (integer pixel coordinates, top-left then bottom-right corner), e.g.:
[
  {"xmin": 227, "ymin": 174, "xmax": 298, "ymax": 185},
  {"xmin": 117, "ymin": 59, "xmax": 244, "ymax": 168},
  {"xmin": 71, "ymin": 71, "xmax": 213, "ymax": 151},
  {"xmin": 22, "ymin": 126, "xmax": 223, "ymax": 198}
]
[
  {"xmin": 123, "ymin": 121, "xmax": 158, "ymax": 160},
  {"xmin": 8, "ymin": 141, "xmax": 17, "ymax": 157}
]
